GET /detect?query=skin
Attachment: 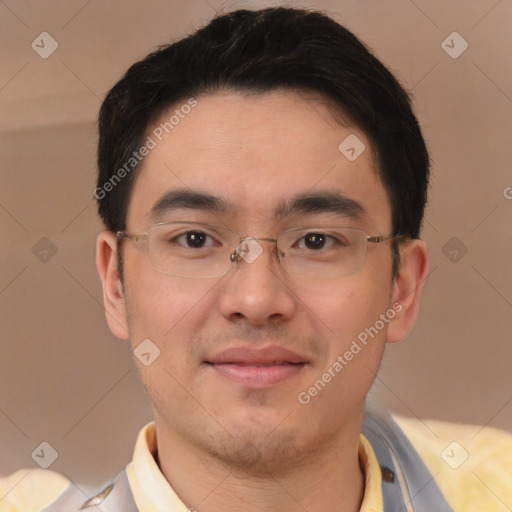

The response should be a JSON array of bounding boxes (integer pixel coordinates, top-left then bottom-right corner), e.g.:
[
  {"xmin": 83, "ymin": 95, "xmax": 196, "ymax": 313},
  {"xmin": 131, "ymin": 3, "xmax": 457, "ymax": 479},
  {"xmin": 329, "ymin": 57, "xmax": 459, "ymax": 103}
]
[{"xmin": 97, "ymin": 90, "xmax": 429, "ymax": 512}]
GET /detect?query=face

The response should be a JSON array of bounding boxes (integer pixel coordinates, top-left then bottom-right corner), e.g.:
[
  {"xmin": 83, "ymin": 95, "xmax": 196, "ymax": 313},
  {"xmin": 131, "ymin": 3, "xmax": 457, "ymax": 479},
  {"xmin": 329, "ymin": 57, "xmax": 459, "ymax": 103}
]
[{"xmin": 98, "ymin": 90, "xmax": 425, "ymax": 473}]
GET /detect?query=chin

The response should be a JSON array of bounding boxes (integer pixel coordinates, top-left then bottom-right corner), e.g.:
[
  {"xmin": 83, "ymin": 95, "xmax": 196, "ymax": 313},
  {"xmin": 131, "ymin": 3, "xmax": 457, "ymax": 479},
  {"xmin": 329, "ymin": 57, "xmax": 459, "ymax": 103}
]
[{"xmin": 195, "ymin": 418, "xmax": 336, "ymax": 476}]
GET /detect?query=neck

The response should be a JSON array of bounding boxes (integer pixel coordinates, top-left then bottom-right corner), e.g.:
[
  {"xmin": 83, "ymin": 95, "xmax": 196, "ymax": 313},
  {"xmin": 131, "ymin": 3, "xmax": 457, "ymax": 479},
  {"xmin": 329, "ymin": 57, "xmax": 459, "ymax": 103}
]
[{"xmin": 153, "ymin": 412, "xmax": 366, "ymax": 512}]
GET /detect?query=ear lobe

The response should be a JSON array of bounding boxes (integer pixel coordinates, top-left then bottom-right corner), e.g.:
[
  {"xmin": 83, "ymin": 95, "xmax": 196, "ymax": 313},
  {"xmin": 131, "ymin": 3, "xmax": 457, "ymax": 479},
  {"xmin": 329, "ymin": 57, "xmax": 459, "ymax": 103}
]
[
  {"xmin": 96, "ymin": 231, "xmax": 130, "ymax": 340},
  {"xmin": 386, "ymin": 239, "xmax": 429, "ymax": 344}
]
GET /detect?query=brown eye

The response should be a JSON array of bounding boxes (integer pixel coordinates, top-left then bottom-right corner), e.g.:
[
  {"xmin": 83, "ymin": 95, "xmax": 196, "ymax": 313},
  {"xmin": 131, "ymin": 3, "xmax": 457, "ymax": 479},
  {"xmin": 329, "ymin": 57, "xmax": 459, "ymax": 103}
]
[
  {"xmin": 304, "ymin": 233, "xmax": 326, "ymax": 250},
  {"xmin": 185, "ymin": 231, "xmax": 208, "ymax": 248},
  {"xmin": 172, "ymin": 231, "xmax": 216, "ymax": 249}
]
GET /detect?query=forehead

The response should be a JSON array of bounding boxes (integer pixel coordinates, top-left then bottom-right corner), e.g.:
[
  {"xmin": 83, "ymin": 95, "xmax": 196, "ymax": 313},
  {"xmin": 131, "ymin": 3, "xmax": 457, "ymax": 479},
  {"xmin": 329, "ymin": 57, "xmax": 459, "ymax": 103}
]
[{"xmin": 126, "ymin": 90, "xmax": 392, "ymax": 231}]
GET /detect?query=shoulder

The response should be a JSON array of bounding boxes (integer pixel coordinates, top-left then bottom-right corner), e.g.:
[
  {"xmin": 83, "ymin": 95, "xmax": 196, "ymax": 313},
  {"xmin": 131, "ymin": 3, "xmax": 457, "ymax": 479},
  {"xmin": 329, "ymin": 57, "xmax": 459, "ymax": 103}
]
[
  {"xmin": 0, "ymin": 468, "xmax": 69, "ymax": 512},
  {"xmin": 393, "ymin": 413, "xmax": 512, "ymax": 512}
]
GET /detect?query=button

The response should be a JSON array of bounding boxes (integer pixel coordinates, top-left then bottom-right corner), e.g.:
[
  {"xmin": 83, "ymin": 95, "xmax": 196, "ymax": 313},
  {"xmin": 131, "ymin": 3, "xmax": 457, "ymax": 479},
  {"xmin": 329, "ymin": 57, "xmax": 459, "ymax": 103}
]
[
  {"xmin": 380, "ymin": 466, "xmax": 395, "ymax": 483},
  {"xmin": 80, "ymin": 483, "xmax": 114, "ymax": 508}
]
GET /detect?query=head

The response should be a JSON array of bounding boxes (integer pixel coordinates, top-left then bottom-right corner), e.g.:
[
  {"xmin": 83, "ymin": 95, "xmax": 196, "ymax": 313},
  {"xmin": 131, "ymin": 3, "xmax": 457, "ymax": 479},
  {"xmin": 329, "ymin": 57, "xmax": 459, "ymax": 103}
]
[{"xmin": 96, "ymin": 7, "xmax": 429, "ymax": 473}]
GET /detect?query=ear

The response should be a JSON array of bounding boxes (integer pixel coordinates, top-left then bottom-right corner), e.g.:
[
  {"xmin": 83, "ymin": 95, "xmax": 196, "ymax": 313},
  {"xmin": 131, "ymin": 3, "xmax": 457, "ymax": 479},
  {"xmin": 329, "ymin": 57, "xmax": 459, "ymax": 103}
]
[
  {"xmin": 386, "ymin": 239, "xmax": 429, "ymax": 343},
  {"xmin": 96, "ymin": 231, "xmax": 130, "ymax": 340}
]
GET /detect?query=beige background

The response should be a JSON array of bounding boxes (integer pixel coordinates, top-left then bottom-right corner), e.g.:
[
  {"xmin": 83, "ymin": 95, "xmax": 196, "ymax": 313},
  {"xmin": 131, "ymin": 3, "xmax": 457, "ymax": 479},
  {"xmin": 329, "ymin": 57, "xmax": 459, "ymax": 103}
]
[{"xmin": 1, "ymin": 0, "xmax": 511, "ymax": 486}]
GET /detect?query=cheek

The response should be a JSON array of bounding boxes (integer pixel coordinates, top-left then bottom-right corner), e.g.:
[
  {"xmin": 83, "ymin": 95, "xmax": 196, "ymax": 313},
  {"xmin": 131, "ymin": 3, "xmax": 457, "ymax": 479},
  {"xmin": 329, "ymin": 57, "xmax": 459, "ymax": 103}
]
[
  {"xmin": 123, "ymin": 253, "xmax": 219, "ymax": 347},
  {"xmin": 123, "ymin": 271, "xmax": 219, "ymax": 401},
  {"xmin": 292, "ymin": 275, "xmax": 391, "ymax": 353},
  {"xmin": 293, "ymin": 279, "xmax": 390, "ymax": 417}
]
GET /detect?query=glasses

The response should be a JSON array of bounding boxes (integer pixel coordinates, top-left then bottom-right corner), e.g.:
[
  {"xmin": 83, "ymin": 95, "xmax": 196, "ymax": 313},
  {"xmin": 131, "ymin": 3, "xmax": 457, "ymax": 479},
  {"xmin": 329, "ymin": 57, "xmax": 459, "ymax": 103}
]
[{"xmin": 117, "ymin": 221, "xmax": 402, "ymax": 279}]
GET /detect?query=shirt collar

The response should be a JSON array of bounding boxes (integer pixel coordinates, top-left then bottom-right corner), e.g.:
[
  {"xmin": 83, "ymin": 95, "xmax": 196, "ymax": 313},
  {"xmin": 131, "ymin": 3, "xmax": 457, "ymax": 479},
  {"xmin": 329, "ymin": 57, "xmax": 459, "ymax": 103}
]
[{"xmin": 126, "ymin": 422, "xmax": 384, "ymax": 512}]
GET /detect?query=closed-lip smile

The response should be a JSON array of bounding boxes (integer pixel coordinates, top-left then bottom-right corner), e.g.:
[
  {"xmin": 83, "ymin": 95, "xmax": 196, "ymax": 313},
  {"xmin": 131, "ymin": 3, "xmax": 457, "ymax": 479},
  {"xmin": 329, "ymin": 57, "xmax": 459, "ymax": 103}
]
[{"xmin": 205, "ymin": 346, "xmax": 309, "ymax": 387}]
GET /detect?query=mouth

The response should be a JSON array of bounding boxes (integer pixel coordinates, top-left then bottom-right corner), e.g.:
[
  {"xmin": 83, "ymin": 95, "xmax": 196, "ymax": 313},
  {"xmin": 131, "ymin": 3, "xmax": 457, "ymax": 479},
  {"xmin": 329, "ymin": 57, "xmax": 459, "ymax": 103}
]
[{"xmin": 204, "ymin": 346, "xmax": 309, "ymax": 387}]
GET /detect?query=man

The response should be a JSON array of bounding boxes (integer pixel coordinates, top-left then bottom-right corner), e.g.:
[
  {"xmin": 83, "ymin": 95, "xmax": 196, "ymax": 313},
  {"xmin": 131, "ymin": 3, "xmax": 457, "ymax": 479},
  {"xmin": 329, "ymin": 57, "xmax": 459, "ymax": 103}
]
[{"xmin": 1, "ymin": 6, "xmax": 510, "ymax": 512}]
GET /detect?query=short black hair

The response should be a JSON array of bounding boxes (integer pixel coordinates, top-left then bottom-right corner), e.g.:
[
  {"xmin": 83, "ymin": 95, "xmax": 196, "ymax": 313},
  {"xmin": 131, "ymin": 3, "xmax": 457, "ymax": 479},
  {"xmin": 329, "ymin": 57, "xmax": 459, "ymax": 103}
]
[{"xmin": 97, "ymin": 7, "xmax": 430, "ymax": 276}]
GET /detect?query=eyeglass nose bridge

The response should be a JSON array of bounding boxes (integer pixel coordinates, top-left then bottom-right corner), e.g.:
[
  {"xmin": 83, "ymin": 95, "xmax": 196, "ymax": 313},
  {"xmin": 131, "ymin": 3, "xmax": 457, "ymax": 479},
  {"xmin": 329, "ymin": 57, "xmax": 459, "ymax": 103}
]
[{"xmin": 229, "ymin": 236, "xmax": 279, "ymax": 265}]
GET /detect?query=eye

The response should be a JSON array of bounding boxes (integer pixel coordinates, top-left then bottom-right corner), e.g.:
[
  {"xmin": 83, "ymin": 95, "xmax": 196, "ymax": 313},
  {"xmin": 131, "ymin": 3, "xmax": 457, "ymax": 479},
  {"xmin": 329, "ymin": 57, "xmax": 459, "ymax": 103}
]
[
  {"xmin": 297, "ymin": 232, "xmax": 336, "ymax": 250},
  {"xmin": 174, "ymin": 230, "xmax": 218, "ymax": 249}
]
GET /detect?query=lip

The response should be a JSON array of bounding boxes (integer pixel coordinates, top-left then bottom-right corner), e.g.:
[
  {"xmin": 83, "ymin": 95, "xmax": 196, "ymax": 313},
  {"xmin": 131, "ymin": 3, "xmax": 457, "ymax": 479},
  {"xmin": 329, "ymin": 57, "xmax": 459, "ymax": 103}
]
[
  {"xmin": 205, "ymin": 346, "xmax": 309, "ymax": 387},
  {"xmin": 207, "ymin": 346, "xmax": 307, "ymax": 365}
]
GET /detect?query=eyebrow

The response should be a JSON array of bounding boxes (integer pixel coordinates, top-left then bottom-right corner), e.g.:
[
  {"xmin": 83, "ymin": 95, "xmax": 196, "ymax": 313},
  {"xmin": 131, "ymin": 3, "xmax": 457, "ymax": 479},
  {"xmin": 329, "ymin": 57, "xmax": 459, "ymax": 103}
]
[
  {"xmin": 151, "ymin": 189, "xmax": 233, "ymax": 219},
  {"xmin": 150, "ymin": 188, "xmax": 365, "ymax": 221},
  {"xmin": 275, "ymin": 191, "xmax": 365, "ymax": 220}
]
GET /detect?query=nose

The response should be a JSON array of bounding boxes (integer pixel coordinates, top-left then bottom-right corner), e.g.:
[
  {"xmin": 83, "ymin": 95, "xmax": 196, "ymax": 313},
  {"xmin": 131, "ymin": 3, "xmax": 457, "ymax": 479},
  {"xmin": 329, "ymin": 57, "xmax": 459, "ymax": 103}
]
[{"xmin": 218, "ymin": 238, "xmax": 296, "ymax": 327}]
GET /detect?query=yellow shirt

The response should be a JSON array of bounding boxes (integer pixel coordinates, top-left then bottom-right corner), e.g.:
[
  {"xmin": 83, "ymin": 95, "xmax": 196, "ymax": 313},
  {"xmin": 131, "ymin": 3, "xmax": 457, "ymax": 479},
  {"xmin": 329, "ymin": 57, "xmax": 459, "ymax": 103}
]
[{"xmin": 0, "ymin": 415, "xmax": 510, "ymax": 511}]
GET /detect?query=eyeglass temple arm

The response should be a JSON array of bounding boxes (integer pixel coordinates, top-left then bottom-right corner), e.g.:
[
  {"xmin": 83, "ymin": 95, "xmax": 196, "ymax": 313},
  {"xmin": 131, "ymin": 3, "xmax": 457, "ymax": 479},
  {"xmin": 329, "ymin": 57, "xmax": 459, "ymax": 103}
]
[
  {"xmin": 116, "ymin": 232, "xmax": 148, "ymax": 243},
  {"xmin": 367, "ymin": 234, "xmax": 404, "ymax": 244}
]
